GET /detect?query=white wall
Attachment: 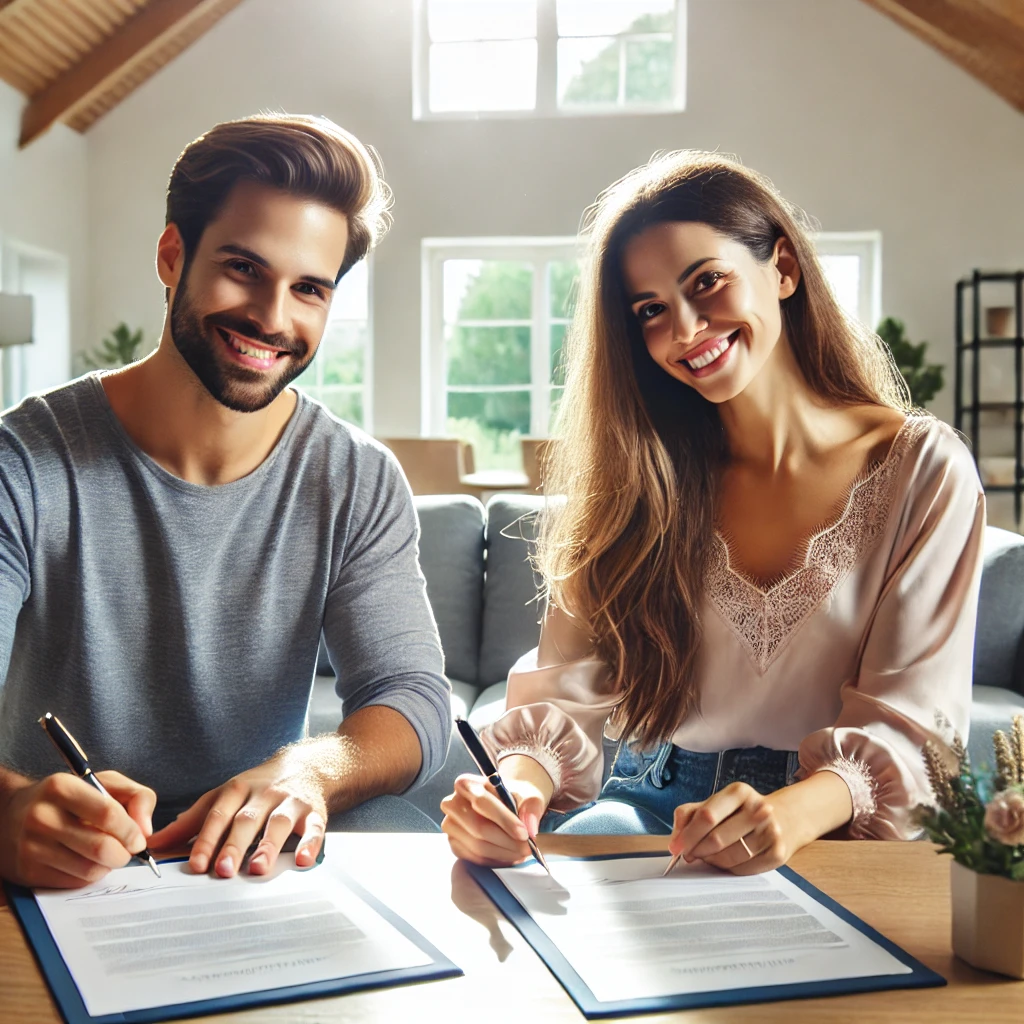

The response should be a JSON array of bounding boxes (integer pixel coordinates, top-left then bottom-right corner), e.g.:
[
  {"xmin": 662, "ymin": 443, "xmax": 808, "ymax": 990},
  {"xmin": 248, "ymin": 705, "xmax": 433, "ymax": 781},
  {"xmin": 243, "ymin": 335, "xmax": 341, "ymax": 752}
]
[
  {"xmin": 0, "ymin": 79, "xmax": 88, "ymax": 381},
  {"xmin": 84, "ymin": 0, "xmax": 1024, "ymax": 433}
]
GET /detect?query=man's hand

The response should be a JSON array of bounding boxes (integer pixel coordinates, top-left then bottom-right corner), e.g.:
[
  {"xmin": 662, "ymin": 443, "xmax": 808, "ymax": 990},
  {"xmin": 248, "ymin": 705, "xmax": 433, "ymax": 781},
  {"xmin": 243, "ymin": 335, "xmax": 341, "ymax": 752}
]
[
  {"xmin": 149, "ymin": 749, "xmax": 328, "ymax": 878},
  {"xmin": 0, "ymin": 769, "xmax": 156, "ymax": 888}
]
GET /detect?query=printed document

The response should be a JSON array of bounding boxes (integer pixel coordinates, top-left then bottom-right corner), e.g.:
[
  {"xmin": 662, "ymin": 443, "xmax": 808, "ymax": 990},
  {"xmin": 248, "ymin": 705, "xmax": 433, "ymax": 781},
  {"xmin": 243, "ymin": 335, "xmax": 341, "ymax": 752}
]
[
  {"xmin": 494, "ymin": 855, "xmax": 911, "ymax": 1002},
  {"xmin": 33, "ymin": 858, "xmax": 432, "ymax": 1017}
]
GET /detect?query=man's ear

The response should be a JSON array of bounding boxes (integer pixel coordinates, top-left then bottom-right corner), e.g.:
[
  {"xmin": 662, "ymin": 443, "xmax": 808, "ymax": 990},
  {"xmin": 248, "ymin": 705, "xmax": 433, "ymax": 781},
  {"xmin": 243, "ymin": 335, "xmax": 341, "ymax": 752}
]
[
  {"xmin": 773, "ymin": 236, "xmax": 801, "ymax": 300},
  {"xmin": 156, "ymin": 224, "xmax": 186, "ymax": 289}
]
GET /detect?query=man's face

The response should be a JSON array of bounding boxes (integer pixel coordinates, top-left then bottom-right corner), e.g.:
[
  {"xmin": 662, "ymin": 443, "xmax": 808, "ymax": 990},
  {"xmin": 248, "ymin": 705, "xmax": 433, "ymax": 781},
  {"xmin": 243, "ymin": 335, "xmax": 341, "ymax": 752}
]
[{"xmin": 167, "ymin": 180, "xmax": 349, "ymax": 413}]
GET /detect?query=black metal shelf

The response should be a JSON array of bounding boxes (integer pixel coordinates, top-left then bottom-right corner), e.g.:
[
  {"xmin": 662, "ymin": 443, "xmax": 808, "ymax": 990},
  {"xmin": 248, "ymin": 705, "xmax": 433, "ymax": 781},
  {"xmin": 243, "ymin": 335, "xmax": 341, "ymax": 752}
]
[{"xmin": 955, "ymin": 269, "xmax": 1024, "ymax": 527}]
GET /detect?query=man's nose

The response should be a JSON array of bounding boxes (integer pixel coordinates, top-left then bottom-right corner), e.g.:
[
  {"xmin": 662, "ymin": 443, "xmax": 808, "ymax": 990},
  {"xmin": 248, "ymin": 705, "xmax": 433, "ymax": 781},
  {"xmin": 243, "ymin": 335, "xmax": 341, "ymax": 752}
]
[{"xmin": 247, "ymin": 283, "xmax": 290, "ymax": 338}]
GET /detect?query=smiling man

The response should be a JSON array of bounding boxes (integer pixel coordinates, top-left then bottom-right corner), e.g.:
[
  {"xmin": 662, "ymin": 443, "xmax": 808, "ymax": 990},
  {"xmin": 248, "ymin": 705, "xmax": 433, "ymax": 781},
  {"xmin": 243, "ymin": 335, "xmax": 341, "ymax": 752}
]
[{"xmin": 0, "ymin": 114, "xmax": 451, "ymax": 889}]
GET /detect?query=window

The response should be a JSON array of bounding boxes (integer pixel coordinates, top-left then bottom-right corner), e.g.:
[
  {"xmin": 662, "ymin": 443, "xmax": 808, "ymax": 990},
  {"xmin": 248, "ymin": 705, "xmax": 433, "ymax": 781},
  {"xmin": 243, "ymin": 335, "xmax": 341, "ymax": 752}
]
[
  {"xmin": 413, "ymin": 0, "xmax": 686, "ymax": 118},
  {"xmin": 815, "ymin": 232, "xmax": 881, "ymax": 329},
  {"xmin": 293, "ymin": 258, "xmax": 372, "ymax": 429},
  {"xmin": 423, "ymin": 239, "xmax": 577, "ymax": 470}
]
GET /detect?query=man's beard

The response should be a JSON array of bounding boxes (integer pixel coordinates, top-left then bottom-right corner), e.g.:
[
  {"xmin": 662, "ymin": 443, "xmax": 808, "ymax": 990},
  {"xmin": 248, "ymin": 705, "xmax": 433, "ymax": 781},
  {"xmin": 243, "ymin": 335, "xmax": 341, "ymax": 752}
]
[{"xmin": 170, "ymin": 274, "xmax": 313, "ymax": 413}]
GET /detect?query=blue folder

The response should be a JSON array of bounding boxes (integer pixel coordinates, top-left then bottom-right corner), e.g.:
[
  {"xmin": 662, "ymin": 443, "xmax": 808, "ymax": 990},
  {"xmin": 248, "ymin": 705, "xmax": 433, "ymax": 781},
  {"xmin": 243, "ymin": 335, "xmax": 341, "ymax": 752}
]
[
  {"xmin": 5, "ymin": 858, "xmax": 462, "ymax": 1024},
  {"xmin": 468, "ymin": 852, "xmax": 944, "ymax": 1019}
]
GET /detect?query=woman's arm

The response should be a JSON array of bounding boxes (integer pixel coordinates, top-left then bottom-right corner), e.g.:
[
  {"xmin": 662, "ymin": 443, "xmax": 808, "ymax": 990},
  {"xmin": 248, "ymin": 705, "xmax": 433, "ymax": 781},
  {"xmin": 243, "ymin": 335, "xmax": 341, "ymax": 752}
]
[{"xmin": 669, "ymin": 422, "xmax": 986, "ymax": 871}]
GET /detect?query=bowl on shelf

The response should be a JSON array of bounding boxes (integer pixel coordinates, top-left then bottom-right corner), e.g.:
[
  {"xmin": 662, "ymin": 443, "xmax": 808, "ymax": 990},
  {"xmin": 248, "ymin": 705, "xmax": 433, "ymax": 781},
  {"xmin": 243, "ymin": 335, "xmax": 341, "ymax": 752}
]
[{"xmin": 985, "ymin": 306, "xmax": 1015, "ymax": 338}]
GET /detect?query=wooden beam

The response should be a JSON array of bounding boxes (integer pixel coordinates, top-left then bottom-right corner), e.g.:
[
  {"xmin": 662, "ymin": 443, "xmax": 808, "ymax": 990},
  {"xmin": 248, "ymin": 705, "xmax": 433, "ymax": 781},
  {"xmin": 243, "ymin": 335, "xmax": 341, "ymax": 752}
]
[
  {"xmin": 861, "ymin": 0, "xmax": 1024, "ymax": 115},
  {"xmin": 18, "ymin": 0, "xmax": 230, "ymax": 147}
]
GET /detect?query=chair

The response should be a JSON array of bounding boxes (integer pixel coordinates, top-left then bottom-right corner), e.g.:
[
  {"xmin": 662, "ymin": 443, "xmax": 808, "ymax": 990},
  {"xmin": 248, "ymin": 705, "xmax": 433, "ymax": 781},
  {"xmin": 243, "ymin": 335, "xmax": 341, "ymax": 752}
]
[
  {"xmin": 379, "ymin": 437, "xmax": 474, "ymax": 495},
  {"xmin": 521, "ymin": 437, "xmax": 558, "ymax": 493}
]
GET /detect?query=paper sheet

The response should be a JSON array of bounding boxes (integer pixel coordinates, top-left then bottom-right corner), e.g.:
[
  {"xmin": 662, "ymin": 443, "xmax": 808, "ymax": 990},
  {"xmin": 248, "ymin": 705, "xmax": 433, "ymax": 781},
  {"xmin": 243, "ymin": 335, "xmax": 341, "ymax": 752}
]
[
  {"xmin": 494, "ymin": 855, "xmax": 911, "ymax": 1002},
  {"xmin": 33, "ymin": 858, "xmax": 432, "ymax": 1017}
]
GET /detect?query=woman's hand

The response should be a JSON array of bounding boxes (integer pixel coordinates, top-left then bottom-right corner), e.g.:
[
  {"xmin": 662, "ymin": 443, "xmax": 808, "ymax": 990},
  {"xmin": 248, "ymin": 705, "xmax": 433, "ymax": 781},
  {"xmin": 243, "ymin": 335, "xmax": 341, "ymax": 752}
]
[
  {"xmin": 668, "ymin": 772, "xmax": 854, "ymax": 875},
  {"xmin": 441, "ymin": 754, "xmax": 554, "ymax": 867}
]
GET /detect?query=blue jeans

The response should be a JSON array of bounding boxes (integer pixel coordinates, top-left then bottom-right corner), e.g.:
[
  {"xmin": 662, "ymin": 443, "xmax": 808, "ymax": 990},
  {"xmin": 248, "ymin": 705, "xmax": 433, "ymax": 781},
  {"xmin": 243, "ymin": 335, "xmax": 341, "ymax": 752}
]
[{"xmin": 542, "ymin": 738, "xmax": 800, "ymax": 836}]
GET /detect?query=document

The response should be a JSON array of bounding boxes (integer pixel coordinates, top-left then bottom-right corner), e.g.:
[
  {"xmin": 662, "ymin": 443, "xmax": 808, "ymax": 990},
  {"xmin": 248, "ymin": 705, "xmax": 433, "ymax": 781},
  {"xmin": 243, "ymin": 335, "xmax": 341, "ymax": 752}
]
[
  {"xmin": 32, "ymin": 858, "xmax": 435, "ymax": 1017},
  {"xmin": 493, "ymin": 855, "xmax": 912, "ymax": 1003}
]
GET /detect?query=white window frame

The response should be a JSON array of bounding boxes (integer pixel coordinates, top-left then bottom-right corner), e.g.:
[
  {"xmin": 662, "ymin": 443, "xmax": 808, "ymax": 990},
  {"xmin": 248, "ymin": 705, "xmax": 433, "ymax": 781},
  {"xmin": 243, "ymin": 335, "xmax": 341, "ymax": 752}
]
[
  {"xmin": 814, "ymin": 231, "xmax": 882, "ymax": 329},
  {"xmin": 421, "ymin": 237, "xmax": 577, "ymax": 436},
  {"xmin": 412, "ymin": 0, "xmax": 687, "ymax": 120},
  {"xmin": 295, "ymin": 256, "xmax": 374, "ymax": 432}
]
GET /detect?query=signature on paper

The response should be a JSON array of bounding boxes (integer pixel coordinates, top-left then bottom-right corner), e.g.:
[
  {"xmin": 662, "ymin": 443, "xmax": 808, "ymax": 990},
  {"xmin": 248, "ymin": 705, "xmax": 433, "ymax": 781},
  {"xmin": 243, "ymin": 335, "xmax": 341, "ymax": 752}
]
[{"xmin": 66, "ymin": 884, "xmax": 188, "ymax": 902}]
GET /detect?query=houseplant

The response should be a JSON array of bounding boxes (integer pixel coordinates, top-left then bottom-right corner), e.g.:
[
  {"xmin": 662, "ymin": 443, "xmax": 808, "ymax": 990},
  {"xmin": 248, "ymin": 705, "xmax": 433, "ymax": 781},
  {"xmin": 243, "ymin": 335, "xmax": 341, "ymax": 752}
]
[
  {"xmin": 919, "ymin": 717, "xmax": 1024, "ymax": 977},
  {"xmin": 876, "ymin": 317, "xmax": 944, "ymax": 407},
  {"xmin": 81, "ymin": 322, "xmax": 145, "ymax": 370}
]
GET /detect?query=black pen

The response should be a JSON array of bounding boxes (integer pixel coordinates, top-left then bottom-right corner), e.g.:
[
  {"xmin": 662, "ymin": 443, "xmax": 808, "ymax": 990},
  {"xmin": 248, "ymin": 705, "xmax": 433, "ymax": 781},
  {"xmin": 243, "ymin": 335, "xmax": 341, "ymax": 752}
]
[
  {"xmin": 39, "ymin": 713, "xmax": 161, "ymax": 878},
  {"xmin": 455, "ymin": 716, "xmax": 551, "ymax": 875}
]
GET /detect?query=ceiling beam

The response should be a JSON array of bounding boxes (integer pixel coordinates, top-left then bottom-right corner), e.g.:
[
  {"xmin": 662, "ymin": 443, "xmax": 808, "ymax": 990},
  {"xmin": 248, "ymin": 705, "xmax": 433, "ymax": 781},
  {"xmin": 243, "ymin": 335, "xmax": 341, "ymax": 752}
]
[
  {"xmin": 861, "ymin": 0, "xmax": 1024, "ymax": 115},
  {"xmin": 18, "ymin": 0, "xmax": 229, "ymax": 147}
]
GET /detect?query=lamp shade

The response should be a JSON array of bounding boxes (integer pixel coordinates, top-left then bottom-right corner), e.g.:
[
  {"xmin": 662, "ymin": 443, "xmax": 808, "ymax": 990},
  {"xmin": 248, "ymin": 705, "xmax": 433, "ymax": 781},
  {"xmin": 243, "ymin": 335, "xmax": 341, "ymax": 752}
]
[{"xmin": 0, "ymin": 293, "xmax": 33, "ymax": 348}]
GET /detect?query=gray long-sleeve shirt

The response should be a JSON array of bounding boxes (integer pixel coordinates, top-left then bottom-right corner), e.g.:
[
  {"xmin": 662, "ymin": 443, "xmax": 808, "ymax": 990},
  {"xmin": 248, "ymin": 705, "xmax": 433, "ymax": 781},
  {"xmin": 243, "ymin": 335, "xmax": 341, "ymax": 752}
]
[{"xmin": 0, "ymin": 374, "xmax": 450, "ymax": 823}]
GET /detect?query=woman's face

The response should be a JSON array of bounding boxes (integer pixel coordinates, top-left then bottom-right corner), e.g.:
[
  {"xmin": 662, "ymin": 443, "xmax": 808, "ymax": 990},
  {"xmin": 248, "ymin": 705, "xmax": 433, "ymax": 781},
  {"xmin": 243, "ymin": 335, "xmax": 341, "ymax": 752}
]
[{"xmin": 622, "ymin": 221, "xmax": 799, "ymax": 404}]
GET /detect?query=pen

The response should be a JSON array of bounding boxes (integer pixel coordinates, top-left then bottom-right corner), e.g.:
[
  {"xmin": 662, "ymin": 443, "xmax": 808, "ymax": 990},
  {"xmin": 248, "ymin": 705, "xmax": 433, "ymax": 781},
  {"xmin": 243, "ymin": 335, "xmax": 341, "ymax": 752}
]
[
  {"xmin": 39, "ymin": 713, "xmax": 161, "ymax": 878},
  {"xmin": 454, "ymin": 716, "xmax": 551, "ymax": 875}
]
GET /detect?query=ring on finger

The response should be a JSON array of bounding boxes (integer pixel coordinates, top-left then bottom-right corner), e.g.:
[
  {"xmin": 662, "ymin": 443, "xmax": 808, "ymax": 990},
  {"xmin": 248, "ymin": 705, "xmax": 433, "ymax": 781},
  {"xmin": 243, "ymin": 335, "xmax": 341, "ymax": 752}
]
[{"xmin": 738, "ymin": 835, "xmax": 753, "ymax": 858}]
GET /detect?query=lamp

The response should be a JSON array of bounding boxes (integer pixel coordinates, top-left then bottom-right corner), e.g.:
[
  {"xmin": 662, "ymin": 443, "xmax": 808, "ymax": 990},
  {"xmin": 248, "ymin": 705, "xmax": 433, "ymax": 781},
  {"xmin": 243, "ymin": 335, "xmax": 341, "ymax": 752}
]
[{"xmin": 0, "ymin": 293, "xmax": 33, "ymax": 348}]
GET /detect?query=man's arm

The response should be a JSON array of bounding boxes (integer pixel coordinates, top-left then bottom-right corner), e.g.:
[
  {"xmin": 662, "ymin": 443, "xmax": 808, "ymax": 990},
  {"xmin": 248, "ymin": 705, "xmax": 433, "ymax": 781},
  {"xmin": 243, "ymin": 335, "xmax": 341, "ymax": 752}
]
[
  {"xmin": 150, "ymin": 705, "xmax": 421, "ymax": 875},
  {"xmin": 150, "ymin": 443, "xmax": 450, "ymax": 877}
]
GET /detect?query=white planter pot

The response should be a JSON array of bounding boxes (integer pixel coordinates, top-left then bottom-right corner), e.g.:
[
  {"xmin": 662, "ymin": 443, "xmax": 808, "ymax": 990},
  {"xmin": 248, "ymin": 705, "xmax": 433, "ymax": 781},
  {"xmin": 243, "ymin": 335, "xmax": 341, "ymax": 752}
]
[{"xmin": 951, "ymin": 859, "xmax": 1024, "ymax": 978}]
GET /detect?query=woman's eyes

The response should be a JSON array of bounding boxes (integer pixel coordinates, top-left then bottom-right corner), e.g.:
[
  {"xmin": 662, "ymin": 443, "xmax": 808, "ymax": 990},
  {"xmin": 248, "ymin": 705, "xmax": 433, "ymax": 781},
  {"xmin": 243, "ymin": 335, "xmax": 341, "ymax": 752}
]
[
  {"xmin": 692, "ymin": 270, "xmax": 724, "ymax": 293},
  {"xmin": 636, "ymin": 302, "xmax": 666, "ymax": 322}
]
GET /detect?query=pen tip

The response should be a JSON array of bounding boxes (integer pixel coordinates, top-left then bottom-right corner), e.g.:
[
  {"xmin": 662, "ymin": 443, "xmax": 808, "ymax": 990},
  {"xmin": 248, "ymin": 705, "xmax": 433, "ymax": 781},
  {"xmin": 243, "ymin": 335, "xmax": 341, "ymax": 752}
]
[{"xmin": 148, "ymin": 856, "xmax": 161, "ymax": 878}]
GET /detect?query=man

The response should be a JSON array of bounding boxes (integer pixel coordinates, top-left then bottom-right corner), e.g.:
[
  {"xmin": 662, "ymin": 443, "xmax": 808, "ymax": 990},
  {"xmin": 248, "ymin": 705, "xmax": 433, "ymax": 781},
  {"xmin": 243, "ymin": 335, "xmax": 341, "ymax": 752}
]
[{"xmin": 0, "ymin": 114, "xmax": 451, "ymax": 888}]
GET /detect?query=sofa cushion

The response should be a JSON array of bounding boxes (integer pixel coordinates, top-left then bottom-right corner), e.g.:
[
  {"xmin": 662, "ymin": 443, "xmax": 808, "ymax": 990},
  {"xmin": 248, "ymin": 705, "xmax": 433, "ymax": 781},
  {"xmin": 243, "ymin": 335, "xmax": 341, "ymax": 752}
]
[
  {"xmin": 468, "ymin": 681, "xmax": 507, "ymax": 730},
  {"xmin": 974, "ymin": 526, "xmax": 1024, "ymax": 695},
  {"xmin": 969, "ymin": 684, "xmax": 1024, "ymax": 771},
  {"xmin": 480, "ymin": 495, "xmax": 546, "ymax": 686},
  {"xmin": 414, "ymin": 494, "xmax": 486, "ymax": 687}
]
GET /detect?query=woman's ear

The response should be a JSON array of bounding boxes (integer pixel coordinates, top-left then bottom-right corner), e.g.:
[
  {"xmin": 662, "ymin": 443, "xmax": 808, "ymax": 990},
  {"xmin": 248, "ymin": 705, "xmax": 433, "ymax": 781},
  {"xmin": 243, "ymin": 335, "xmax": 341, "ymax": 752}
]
[
  {"xmin": 156, "ymin": 224, "xmax": 186, "ymax": 289},
  {"xmin": 773, "ymin": 237, "xmax": 801, "ymax": 300}
]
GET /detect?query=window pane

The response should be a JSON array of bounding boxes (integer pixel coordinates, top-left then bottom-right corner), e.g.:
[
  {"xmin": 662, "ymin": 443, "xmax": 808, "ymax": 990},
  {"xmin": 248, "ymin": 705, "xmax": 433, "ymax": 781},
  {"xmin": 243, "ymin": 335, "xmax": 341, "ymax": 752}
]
[
  {"xmin": 820, "ymin": 254, "xmax": 861, "ymax": 320},
  {"xmin": 550, "ymin": 323, "xmax": 566, "ymax": 385},
  {"xmin": 559, "ymin": 37, "xmax": 618, "ymax": 105},
  {"xmin": 319, "ymin": 322, "xmax": 366, "ymax": 385},
  {"xmin": 318, "ymin": 389, "xmax": 363, "ymax": 425},
  {"xmin": 557, "ymin": 0, "xmax": 674, "ymax": 37},
  {"xmin": 430, "ymin": 40, "xmax": 537, "ymax": 112},
  {"xmin": 428, "ymin": 0, "xmax": 536, "ymax": 42},
  {"xmin": 550, "ymin": 386, "xmax": 565, "ymax": 432},
  {"xmin": 333, "ymin": 259, "xmax": 368, "ymax": 319},
  {"xmin": 447, "ymin": 390, "xmax": 530, "ymax": 470},
  {"xmin": 624, "ymin": 37, "xmax": 673, "ymax": 103},
  {"xmin": 548, "ymin": 260, "xmax": 578, "ymax": 317},
  {"xmin": 445, "ymin": 260, "xmax": 533, "ymax": 320},
  {"xmin": 447, "ymin": 326, "xmax": 531, "ymax": 385}
]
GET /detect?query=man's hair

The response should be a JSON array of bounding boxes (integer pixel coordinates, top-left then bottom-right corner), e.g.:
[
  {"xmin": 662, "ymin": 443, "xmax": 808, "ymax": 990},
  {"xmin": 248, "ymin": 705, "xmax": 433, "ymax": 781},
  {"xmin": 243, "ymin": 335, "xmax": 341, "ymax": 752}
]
[{"xmin": 165, "ymin": 112, "xmax": 392, "ymax": 281}]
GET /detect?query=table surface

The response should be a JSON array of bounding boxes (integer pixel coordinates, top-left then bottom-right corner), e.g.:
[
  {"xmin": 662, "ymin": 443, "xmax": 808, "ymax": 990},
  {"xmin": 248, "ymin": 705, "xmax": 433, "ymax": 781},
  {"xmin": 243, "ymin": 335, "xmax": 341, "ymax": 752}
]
[{"xmin": 3, "ymin": 835, "xmax": 1024, "ymax": 1023}]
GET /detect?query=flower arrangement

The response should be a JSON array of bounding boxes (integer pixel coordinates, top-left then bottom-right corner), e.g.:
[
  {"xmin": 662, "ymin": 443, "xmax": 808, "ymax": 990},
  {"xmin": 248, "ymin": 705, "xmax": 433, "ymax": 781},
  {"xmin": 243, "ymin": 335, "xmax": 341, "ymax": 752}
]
[{"xmin": 919, "ymin": 716, "xmax": 1024, "ymax": 878}]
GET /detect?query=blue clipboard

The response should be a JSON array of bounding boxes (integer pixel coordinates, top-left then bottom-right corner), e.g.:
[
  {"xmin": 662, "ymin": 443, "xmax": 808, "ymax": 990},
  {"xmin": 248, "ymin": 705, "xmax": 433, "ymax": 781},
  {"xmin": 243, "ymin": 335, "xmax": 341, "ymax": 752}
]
[
  {"xmin": 5, "ymin": 858, "xmax": 462, "ymax": 1024},
  {"xmin": 467, "ymin": 852, "xmax": 945, "ymax": 1019}
]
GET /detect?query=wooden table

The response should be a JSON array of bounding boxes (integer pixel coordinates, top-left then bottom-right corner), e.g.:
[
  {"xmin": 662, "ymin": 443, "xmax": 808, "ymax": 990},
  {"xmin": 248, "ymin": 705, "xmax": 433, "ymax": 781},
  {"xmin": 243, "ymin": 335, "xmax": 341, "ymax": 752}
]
[{"xmin": 3, "ymin": 835, "xmax": 1023, "ymax": 1023}]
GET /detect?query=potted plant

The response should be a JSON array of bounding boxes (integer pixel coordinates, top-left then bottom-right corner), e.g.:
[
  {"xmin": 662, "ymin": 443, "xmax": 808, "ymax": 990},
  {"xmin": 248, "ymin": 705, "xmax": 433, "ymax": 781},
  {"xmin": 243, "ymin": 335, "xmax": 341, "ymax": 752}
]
[
  {"xmin": 919, "ymin": 718, "xmax": 1024, "ymax": 977},
  {"xmin": 876, "ymin": 317, "xmax": 944, "ymax": 407},
  {"xmin": 81, "ymin": 322, "xmax": 145, "ymax": 370}
]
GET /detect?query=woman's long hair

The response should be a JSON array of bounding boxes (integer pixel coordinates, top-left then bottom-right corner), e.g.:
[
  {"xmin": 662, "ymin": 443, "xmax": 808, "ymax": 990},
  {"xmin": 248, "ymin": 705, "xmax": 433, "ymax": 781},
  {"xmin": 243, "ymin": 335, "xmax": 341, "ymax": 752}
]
[{"xmin": 538, "ymin": 151, "xmax": 909, "ymax": 748}]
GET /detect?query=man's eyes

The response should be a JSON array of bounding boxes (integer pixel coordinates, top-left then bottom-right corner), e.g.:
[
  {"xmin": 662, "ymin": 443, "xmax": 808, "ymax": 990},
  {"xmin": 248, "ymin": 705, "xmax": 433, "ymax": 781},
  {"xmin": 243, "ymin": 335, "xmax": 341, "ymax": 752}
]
[{"xmin": 225, "ymin": 261, "xmax": 325, "ymax": 300}]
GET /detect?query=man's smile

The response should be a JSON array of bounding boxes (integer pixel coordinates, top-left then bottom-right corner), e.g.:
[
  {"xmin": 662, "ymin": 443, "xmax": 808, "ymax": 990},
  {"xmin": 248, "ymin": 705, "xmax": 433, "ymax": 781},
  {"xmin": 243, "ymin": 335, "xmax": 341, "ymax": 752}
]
[{"xmin": 215, "ymin": 326, "xmax": 289, "ymax": 370}]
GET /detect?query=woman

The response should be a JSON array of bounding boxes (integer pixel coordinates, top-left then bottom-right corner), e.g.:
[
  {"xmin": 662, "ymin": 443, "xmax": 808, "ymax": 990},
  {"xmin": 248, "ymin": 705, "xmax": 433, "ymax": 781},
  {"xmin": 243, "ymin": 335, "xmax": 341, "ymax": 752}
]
[{"xmin": 441, "ymin": 152, "xmax": 985, "ymax": 875}]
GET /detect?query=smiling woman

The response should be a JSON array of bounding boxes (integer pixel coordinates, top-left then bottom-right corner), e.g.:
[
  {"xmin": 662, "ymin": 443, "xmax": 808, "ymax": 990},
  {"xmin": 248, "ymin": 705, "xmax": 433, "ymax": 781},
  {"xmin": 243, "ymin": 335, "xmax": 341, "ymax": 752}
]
[{"xmin": 441, "ymin": 151, "xmax": 986, "ymax": 881}]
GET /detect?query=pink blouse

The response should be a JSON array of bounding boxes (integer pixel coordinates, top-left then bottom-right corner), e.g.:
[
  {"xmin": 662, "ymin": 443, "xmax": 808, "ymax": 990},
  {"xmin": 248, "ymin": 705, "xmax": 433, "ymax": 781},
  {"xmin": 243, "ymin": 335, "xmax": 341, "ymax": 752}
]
[{"xmin": 482, "ymin": 416, "xmax": 986, "ymax": 839}]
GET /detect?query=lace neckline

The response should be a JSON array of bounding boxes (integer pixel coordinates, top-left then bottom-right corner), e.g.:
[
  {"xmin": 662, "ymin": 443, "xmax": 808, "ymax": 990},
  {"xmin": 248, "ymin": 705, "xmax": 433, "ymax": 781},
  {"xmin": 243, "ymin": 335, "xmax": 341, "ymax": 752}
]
[
  {"xmin": 714, "ymin": 414, "xmax": 919, "ymax": 595},
  {"xmin": 707, "ymin": 414, "xmax": 931, "ymax": 672}
]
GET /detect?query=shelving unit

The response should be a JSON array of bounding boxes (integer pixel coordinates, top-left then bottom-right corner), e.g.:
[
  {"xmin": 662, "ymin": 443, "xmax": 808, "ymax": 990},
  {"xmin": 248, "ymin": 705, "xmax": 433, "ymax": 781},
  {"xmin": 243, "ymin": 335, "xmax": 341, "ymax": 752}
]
[{"xmin": 955, "ymin": 270, "xmax": 1024, "ymax": 528}]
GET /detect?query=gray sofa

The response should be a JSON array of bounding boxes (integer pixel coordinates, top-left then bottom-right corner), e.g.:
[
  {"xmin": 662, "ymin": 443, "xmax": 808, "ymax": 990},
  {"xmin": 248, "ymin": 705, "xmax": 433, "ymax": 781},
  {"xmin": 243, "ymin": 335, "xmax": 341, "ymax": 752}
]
[{"xmin": 309, "ymin": 494, "xmax": 1024, "ymax": 824}]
